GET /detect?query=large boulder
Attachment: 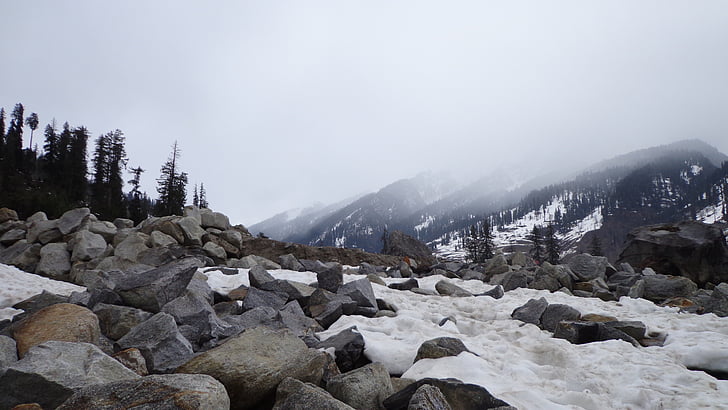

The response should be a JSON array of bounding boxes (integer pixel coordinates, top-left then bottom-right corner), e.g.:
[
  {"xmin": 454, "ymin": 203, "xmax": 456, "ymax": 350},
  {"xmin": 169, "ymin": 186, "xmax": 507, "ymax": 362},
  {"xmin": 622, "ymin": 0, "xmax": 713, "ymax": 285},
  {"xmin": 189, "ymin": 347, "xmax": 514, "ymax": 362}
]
[
  {"xmin": 58, "ymin": 207, "xmax": 91, "ymax": 235},
  {"xmin": 57, "ymin": 373, "xmax": 230, "ymax": 409},
  {"xmin": 274, "ymin": 377, "xmax": 354, "ymax": 410},
  {"xmin": 162, "ymin": 290, "xmax": 232, "ymax": 347},
  {"xmin": 382, "ymin": 230, "xmax": 436, "ymax": 267},
  {"xmin": 176, "ymin": 327, "xmax": 327, "ymax": 409},
  {"xmin": 114, "ymin": 231, "xmax": 150, "ymax": 261},
  {"xmin": 642, "ymin": 274, "xmax": 699, "ymax": 303},
  {"xmin": 35, "ymin": 242, "xmax": 72, "ymax": 280},
  {"xmin": 337, "ymin": 278, "xmax": 379, "ymax": 316},
  {"xmin": 0, "ymin": 341, "xmax": 139, "ymax": 409},
  {"xmin": 511, "ymin": 298, "xmax": 549, "ymax": 326},
  {"xmin": 317, "ymin": 326, "xmax": 368, "ymax": 373},
  {"xmin": 114, "ymin": 258, "xmax": 202, "ymax": 313},
  {"xmin": 327, "ymin": 362, "xmax": 394, "ymax": 410},
  {"xmin": 201, "ymin": 209, "xmax": 232, "ymax": 231},
  {"xmin": 71, "ymin": 230, "xmax": 108, "ymax": 262},
  {"xmin": 382, "ymin": 378, "xmax": 512, "ymax": 410},
  {"xmin": 566, "ymin": 253, "xmax": 608, "ymax": 281},
  {"xmin": 0, "ymin": 207, "xmax": 18, "ymax": 224},
  {"xmin": 93, "ymin": 303, "xmax": 153, "ymax": 341},
  {"xmin": 414, "ymin": 337, "xmax": 472, "ymax": 363},
  {"xmin": 435, "ymin": 280, "xmax": 473, "ymax": 297},
  {"xmin": 12, "ymin": 303, "xmax": 101, "ymax": 358},
  {"xmin": 618, "ymin": 221, "xmax": 728, "ymax": 286},
  {"xmin": 407, "ymin": 384, "xmax": 452, "ymax": 410},
  {"xmin": 176, "ymin": 216, "xmax": 206, "ymax": 246}
]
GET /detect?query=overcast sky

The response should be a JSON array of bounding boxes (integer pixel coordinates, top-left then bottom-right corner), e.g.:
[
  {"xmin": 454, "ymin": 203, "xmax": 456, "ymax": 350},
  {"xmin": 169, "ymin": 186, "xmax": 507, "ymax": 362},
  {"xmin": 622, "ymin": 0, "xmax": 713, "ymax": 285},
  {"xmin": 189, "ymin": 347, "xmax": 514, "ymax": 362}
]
[{"xmin": 2, "ymin": 1, "xmax": 727, "ymax": 225}]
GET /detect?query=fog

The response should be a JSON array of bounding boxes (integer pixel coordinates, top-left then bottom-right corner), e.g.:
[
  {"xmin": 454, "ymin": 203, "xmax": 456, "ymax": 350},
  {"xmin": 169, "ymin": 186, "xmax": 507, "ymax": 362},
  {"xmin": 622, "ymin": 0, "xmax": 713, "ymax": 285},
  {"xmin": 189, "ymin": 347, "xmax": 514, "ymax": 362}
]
[{"xmin": 2, "ymin": 1, "xmax": 727, "ymax": 225}]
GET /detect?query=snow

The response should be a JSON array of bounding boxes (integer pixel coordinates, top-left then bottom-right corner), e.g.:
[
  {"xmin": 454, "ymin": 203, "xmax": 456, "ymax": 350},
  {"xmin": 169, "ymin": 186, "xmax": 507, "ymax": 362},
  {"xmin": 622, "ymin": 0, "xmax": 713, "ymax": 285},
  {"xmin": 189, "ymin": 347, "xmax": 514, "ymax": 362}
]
[
  {"xmin": 0, "ymin": 263, "xmax": 86, "ymax": 321},
  {"xmin": 3, "ymin": 263, "xmax": 728, "ymax": 408}
]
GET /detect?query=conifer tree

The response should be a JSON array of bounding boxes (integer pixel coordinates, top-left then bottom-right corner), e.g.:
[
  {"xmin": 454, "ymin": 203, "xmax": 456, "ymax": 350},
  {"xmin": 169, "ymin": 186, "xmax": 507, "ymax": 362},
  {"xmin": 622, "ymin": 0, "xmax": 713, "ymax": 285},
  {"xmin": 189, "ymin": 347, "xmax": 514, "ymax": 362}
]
[
  {"xmin": 67, "ymin": 126, "xmax": 88, "ymax": 205},
  {"xmin": 527, "ymin": 225, "xmax": 545, "ymax": 264},
  {"xmin": 91, "ymin": 130, "xmax": 127, "ymax": 219},
  {"xmin": 155, "ymin": 141, "xmax": 188, "ymax": 216},
  {"xmin": 588, "ymin": 234, "xmax": 603, "ymax": 256},
  {"xmin": 3, "ymin": 103, "xmax": 24, "ymax": 178},
  {"xmin": 199, "ymin": 182, "xmax": 208, "ymax": 208},
  {"xmin": 192, "ymin": 184, "xmax": 199, "ymax": 207},
  {"xmin": 25, "ymin": 112, "xmax": 39, "ymax": 150},
  {"xmin": 544, "ymin": 224, "xmax": 560, "ymax": 264},
  {"xmin": 128, "ymin": 166, "xmax": 147, "ymax": 224},
  {"xmin": 481, "ymin": 220, "xmax": 495, "ymax": 260},
  {"xmin": 0, "ymin": 108, "xmax": 5, "ymax": 162}
]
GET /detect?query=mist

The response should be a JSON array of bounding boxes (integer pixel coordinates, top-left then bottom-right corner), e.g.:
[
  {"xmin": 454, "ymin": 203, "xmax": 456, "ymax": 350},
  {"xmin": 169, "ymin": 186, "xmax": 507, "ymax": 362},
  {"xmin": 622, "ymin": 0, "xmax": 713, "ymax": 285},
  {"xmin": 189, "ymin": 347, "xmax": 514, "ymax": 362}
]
[{"xmin": 2, "ymin": 1, "xmax": 727, "ymax": 225}]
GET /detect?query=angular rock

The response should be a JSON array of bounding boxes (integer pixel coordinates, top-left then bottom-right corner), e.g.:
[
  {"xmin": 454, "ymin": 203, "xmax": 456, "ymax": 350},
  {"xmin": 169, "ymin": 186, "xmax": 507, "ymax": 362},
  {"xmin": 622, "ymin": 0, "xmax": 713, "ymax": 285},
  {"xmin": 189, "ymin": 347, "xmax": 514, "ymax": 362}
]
[
  {"xmin": 176, "ymin": 216, "xmax": 206, "ymax": 246},
  {"xmin": 327, "ymin": 362, "xmax": 394, "ymax": 410},
  {"xmin": 11, "ymin": 290, "xmax": 69, "ymax": 316},
  {"xmin": 25, "ymin": 218, "xmax": 58, "ymax": 244},
  {"xmin": 177, "ymin": 327, "xmax": 327, "ymax": 409},
  {"xmin": 88, "ymin": 221, "xmax": 117, "ymax": 243},
  {"xmin": 317, "ymin": 326, "xmax": 369, "ymax": 373},
  {"xmin": 368, "ymin": 274, "xmax": 387, "ymax": 286},
  {"xmin": 705, "ymin": 282, "xmax": 728, "ymax": 317},
  {"xmin": 262, "ymin": 279, "xmax": 317, "ymax": 303},
  {"xmin": 12, "ymin": 303, "xmax": 100, "ymax": 358},
  {"xmin": 112, "ymin": 347, "xmax": 149, "ymax": 376},
  {"xmin": 0, "ymin": 341, "xmax": 139, "ymax": 409},
  {"xmin": 250, "ymin": 264, "xmax": 276, "ymax": 288},
  {"xmin": 136, "ymin": 247, "xmax": 176, "ymax": 267},
  {"xmin": 234, "ymin": 254, "xmax": 282, "ymax": 270},
  {"xmin": 389, "ymin": 278, "xmax": 420, "ymax": 291},
  {"xmin": 318, "ymin": 262, "xmax": 344, "ymax": 292},
  {"xmin": 628, "ymin": 279, "xmax": 646, "ymax": 299},
  {"xmin": 115, "ymin": 312, "xmax": 195, "ymax": 373},
  {"xmin": 414, "ymin": 337, "xmax": 471, "ymax": 363},
  {"xmin": 223, "ymin": 306, "xmax": 280, "ymax": 332},
  {"xmin": 221, "ymin": 229, "xmax": 244, "ymax": 250},
  {"xmin": 113, "ymin": 231, "xmax": 150, "ymax": 262},
  {"xmin": 407, "ymin": 384, "xmax": 452, "ymax": 410},
  {"xmin": 35, "ymin": 242, "xmax": 71, "ymax": 280},
  {"xmin": 338, "ymin": 278, "xmax": 378, "ymax": 315},
  {"xmin": 243, "ymin": 287, "xmax": 289, "ymax": 311},
  {"xmin": 58, "ymin": 207, "xmax": 90, "ymax": 235},
  {"xmin": 540, "ymin": 304, "xmax": 581, "ymax": 332},
  {"xmin": 553, "ymin": 321, "xmax": 640, "ymax": 346},
  {"xmin": 93, "ymin": 303, "xmax": 153, "ymax": 341},
  {"xmin": 71, "ymin": 230, "xmax": 107, "ymax": 262},
  {"xmin": 278, "ymin": 301, "xmax": 324, "ymax": 339},
  {"xmin": 200, "ymin": 209, "xmax": 231, "ymax": 230},
  {"xmin": 567, "ymin": 253, "xmax": 608, "ymax": 281},
  {"xmin": 203, "ymin": 241, "xmax": 227, "ymax": 261},
  {"xmin": 57, "ymin": 373, "xmax": 229, "ymax": 410},
  {"xmin": 511, "ymin": 297, "xmax": 548, "ymax": 326},
  {"xmin": 500, "ymin": 271, "xmax": 529, "ymax": 291},
  {"xmin": 113, "ymin": 217, "xmax": 135, "ymax": 229},
  {"xmin": 642, "ymin": 274, "xmax": 698, "ymax": 302},
  {"xmin": 480, "ymin": 285, "xmax": 504, "ymax": 299},
  {"xmin": 383, "ymin": 378, "xmax": 512, "ymax": 410},
  {"xmin": 114, "ymin": 258, "xmax": 201, "ymax": 313},
  {"xmin": 358, "ymin": 262, "xmax": 379, "ymax": 275},
  {"xmin": 0, "ymin": 207, "xmax": 18, "ymax": 224},
  {"xmin": 484, "ymin": 253, "xmax": 510, "ymax": 276},
  {"xmin": 0, "ymin": 335, "xmax": 17, "ymax": 369},
  {"xmin": 435, "ymin": 280, "xmax": 473, "ymax": 297},
  {"xmin": 150, "ymin": 230, "xmax": 179, "ymax": 247},
  {"xmin": 0, "ymin": 228, "xmax": 26, "ymax": 245},
  {"xmin": 162, "ymin": 290, "xmax": 232, "ymax": 347},
  {"xmin": 276, "ymin": 253, "xmax": 304, "ymax": 272},
  {"xmin": 274, "ymin": 377, "xmax": 354, "ymax": 410}
]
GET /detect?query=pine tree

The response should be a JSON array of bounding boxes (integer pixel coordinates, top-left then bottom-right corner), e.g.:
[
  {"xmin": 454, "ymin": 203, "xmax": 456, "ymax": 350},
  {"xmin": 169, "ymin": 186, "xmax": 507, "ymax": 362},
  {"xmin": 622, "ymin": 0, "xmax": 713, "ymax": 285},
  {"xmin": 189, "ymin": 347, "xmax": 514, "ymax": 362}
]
[
  {"xmin": 127, "ymin": 166, "xmax": 147, "ymax": 224},
  {"xmin": 25, "ymin": 112, "xmax": 39, "ymax": 150},
  {"xmin": 199, "ymin": 182, "xmax": 208, "ymax": 208},
  {"xmin": 155, "ymin": 141, "xmax": 188, "ymax": 216},
  {"xmin": 544, "ymin": 224, "xmax": 560, "ymax": 264},
  {"xmin": 465, "ymin": 225, "xmax": 481, "ymax": 262},
  {"xmin": 588, "ymin": 234, "xmax": 603, "ymax": 256},
  {"xmin": 0, "ymin": 108, "xmax": 6, "ymax": 162},
  {"xmin": 480, "ymin": 220, "xmax": 495, "ymax": 260},
  {"xmin": 67, "ymin": 126, "xmax": 88, "ymax": 205},
  {"xmin": 192, "ymin": 184, "xmax": 199, "ymax": 207},
  {"xmin": 2, "ymin": 103, "xmax": 24, "ymax": 178},
  {"xmin": 91, "ymin": 130, "xmax": 127, "ymax": 219},
  {"xmin": 527, "ymin": 225, "xmax": 545, "ymax": 264}
]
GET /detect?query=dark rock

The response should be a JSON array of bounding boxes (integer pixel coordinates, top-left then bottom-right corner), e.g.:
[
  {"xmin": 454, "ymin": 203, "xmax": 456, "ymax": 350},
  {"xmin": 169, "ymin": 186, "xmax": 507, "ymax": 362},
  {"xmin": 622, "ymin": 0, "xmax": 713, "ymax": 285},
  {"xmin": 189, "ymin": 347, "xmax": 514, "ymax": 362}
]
[
  {"xmin": 383, "ymin": 378, "xmax": 512, "ymax": 410},
  {"xmin": 249, "ymin": 264, "xmax": 276, "ymax": 288},
  {"xmin": 540, "ymin": 304, "xmax": 581, "ymax": 332},
  {"xmin": 479, "ymin": 285, "xmax": 504, "ymax": 299},
  {"xmin": 567, "ymin": 253, "xmax": 608, "ymax": 281},
  {"xmin": 414, "ymin": 337, "xmax": 471, "ymax": 363},
  {"xmin": 501, "ymin": 271, "xmax": 529, "ymax": 291},
  {"xmin": 359, "ymin": 262, "xmax": 379, "ymax": 275},
  {"xmin": 511, "ymin": 298, "xmax": 549, "ymax": 326},
  {"xmin": 112, "ymin": 347, "xmax": 148, "ymax": 376},
  {"xmin": 278, "ymin": 301, "xmax": 324, "ymax": 339},
  {"xmin": 176, "ymin": 327, "xmax": 327, "ymax": 410},
  {"xmin": 261, "ymin": 279, "xmax": 317, "ymax": 304},
  {"xmin": 0, "ymin": 207, "xmax": 18, "ymax": 224},
  {"xmin": 327, "ymin": 362, "xmax": 394, "ymax": 410},
  {"xmin": 317, "ymin": 326, "xmax": 369, "ymax": 373},
  {"xmin": 162, "ymin": 290, "xmax": 232, "ymax": 348},
  {"xmin": 705, "ymin": 282, "xmax": 728, "ymax": 317},
  {"xmin": 308, "ymin": 289, "xmax": 357, "ymax": 327},
  {"xmin": 12, "ymin": 290, "xmax": 69, "ymax": 316},
  {"xmin": 318, "ymin": 262, "xmax": 344, "ymax": 292},
  {"xmin": 114, "ymin": 312, "xmax": 195, "ymax": 373},
  {"xmin": 642, "ymin": 274, "xmax": 698, "ymax": 302},
  {"xmin": 338, "ymin": 278, "xmax": 379, "ymax": 316},
  {"xmin": 602, "ymin": 321, "xmax": 647, "ymax": 340},
  {"xmin": 93, "ymin": 303, "xmax": 153, "ymax": 341},
  {"xmin": 243, "ymin": 287, "xmax": 289, "ymax": 311},
  {"xmin": 618, "ymin": 220, "xmax": 728, "ymax": 287},
  {"xmin": 213, "ymin": 300, "xmax": 244, "ymax": 317},
  {"xmin": 57, "ymin": 373, "xmax": 230, "ymax": 409},
  {"xmin": 274, "ymin": 377, "xmax": 354, "ymax": 410},
  {"xmin": 114, "ymin": 258, "xmax": 202, "ymax": 313},
  {"xmin": 223, "ymin": 306, "xmax": 280, "ymax": 332},
  {"xmin": 389, "ymin": 278, "xmax": 420, "ymax": 291},
  {"xmin": 553, "ymin": 321, "xmax": 640, "ymax": 347},
  {"xmin": 0, "ymin": 228, "xmax": 26, "ymax": 245},
  {"xmin": 435, "ymin": 280, "xmax": 473, "ymax": 297},
  {"xmin": 382, "ymin": 230, "xmax": 437, "ymax": 267},
  {"xmin": 0, "ymin": 335, "xmax": 18, "ymax": 369},
  {"xmin": 280, "ymin": 253, "xmax": 306, "ymax": 271},
  {"xmin": 407, "ymin": 384, "xmax": 452, "ymax": 410},
  {"xmin": 0, "ymin": 341, "xmax": 139, "ymax": 409}
]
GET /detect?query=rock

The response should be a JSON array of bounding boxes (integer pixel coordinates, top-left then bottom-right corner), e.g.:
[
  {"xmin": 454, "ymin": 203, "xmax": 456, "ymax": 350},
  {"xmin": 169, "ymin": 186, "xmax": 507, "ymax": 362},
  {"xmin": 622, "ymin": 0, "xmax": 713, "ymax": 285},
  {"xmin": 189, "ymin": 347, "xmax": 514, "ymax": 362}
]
[
  {"xmin": 113, "ymin": 217, "xmax": 135, "ymax": 229},
  {"xmin": 480, "ymin": 285, "xmax": 504, "ymax": 299},
  {"xmin": 93, "ymin": 303, "xmax": 152, "ymax": 341},
  {"xmin": 150, "ymin": 230, "xmax": 179, "ymax": 247},
  {"xmin": 528, "ymin": 273, "xmax": 561, "ymax": 292},
  {"xmin": 57, "ymin": 373, "xmax": 230, "ymax": 409},
  {"xmin": 603, "ymin": 321, "xmax": 647, "ymax": 340},
  {"xmin": 0, "ymin": 228, "xmax": 26, "ymax": 245},
  {"xmin": 628, "ymin": 279, "xmax": 645, "ymax": 299},
  {"xmin": 540, "ymin": 304, "xmax": 581, "ymax": 332},
  {"xmin": 338, "ymin": 278, "xmax": 378, "ymax": 315},
  {"xmin": 317, "ymin": 326, "xmax": 369, "ymax": 373},
  {"xmin": 382, "ymin": 378, "xmax": 512, "ymax": 410},
  {"xmin": 115, "ymin": 312, "xmax": 195, "ymax": 373},
  {"xmin": 0, "ymin": 335, "xmax": 17, "ymax": 369},
  {"xmin": 705, "ymin": 282, "xmax": 728, "ymax": 317},
  {"xmin": 435, "ymin": 280, "xmax": 473, "ymax": 297},
  {"xmin": 358, "ymin": 262, "xmax": 379, "ymax": 275},
  {"xmin": 618, "ymin": 220, "xmax": 728, "ymax": 286},
  {"xmin": 511, "ymin": 298, "xmax": 549, "ymax": 326},
  {"xmin": 500, "ymin": 271, "xmax": 529, "ymax": 291},
  {"xmin": 200, "ymin": 209, "xmax": 231, "ymax": 230},
  {"xmin": 484, "ymin": 253, "xmax": 510, "ymax": 276},
  {"xmin": 0, "ymin": 240, "xmax": 41, "ymax": 272},
  {"xmin": 162, "ymin": 290, "xmax": 232, "ymax": 347},
  {"xmin": 114, "ymin": 231, "xmax": 150, "ymax": 261},
  {"xmin": 176, "ymin": 216, "xmax": 206, "ymax": 246},
  {"xmin": 382, "ymin": 230, "xmax": 437, "ymax": 267},
  {"xmin": 202, "ymin": 241, "xmax": 227, "ymax": 261},
  {"xmin": 368, "ymin": 274, "xmax": 387, "ymax": 286},
  {"xmin": 399, "ymin": 261, "xmax": 414, "ymax": 278},
  {"xmin": 277, "ymin": 301, "xmax": 323, "ymax": 339},
  {"xmin": 12, "ymin": 303, "xmax": 100, "ymax": 358},
  {"xmin": 567, "ymin": 253, "xmax": 608, "ymax": 281},
  {"xmin": 0, "ymin": 207, "xmax": 19, "ymax": 223},
  {"xmin": 553, "ymin": 321, "xmax": 640, "ymax": 347},
  {"xmin": 0, "ymin": 341, "xmax": 139, "ymax": 409},
  {"xmin": 318, "ymin": 262, "xmax": 344, "ymax": 292},
  {"xmin": 136, "ymin": 247, "xmax": 176, "ymax": 267},
  {"xmin": 35, "ymin": 242, "xmax": 71, "ymax": 279},
  {"xmin": 389, "ymin": 278, "xmax": 420, "ymax": 291},
  {"xmin": 26, "ymin": 219, "xmax": 61, "ymax": 244},
  {"xmin": 261, "ymin": 279, "xmax": 317, "ymax": 304},
  {"xmin": 327, "ymin": 362, "xmax": 394, "ymax": 410},
  {"xmin": 58, "ymin": 207, "xmax": 90, "ymax": 235},
  {"xmin": 177, "ymin": 327, "xmax": 327, "ymax": 409},
  {"xmin": 408, "ymin": 384, "xmax": 452, "ymax": 410},
  {"xmin": 71, "ymin": 230, "xmax": 107, "ymax": 262},
  {"xmin": 115, "ymin": 258, "xmax": 202, "ymax": 313},
  {"xmin": 308, "ymin": 289, "xmax": 357, "ymax": 328},
  {"xmin": 243, "ymin": 287, "xmax": 289, "ymax": 311},
  {"xmin": 12, "ymin": 290, "xmax": 69, "ymax": 316},
  {"xmin": 278, "ymin": 253, "xmax": 304, "ymax": 271},
  {"xmin": 510, "ymin": 251, "xmax": 531, "ymax": 268},
  {"xmin": 150, "ymin": 219, "xmax": 186, "ymax": 244},
  {"xmin": 642, "ymin": 274, "xmax": 698, "ymax": 302},
  {"xmin": 112, "ymin": 347, "xmax": 149, "ymax": 376},
  {"xmin": 87, "ymin": 221, "xmax": 117, "ymax": 243},
  {"xmin": 249, "ymin": 264, "xmax": 276, "ymax": 288},
  {"xmin": 414, "ymin": 337, "xmax": 471, "ymax": 363},
  {"xmin": 274, "ymin": 377, "xmax": 354, "ymax": 410},
  {"xmin": 221, "ymin": 229, "xmax": 243, "ymax": 249}
]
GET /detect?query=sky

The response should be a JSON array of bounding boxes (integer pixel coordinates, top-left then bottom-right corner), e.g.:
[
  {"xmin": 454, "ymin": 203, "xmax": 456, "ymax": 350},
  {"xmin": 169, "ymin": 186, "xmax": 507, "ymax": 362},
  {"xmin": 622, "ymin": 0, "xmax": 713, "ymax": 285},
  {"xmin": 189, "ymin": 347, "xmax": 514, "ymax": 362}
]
[{"xmin": 2, "ymin": 1, "xmax": 727, "ymax": 225}]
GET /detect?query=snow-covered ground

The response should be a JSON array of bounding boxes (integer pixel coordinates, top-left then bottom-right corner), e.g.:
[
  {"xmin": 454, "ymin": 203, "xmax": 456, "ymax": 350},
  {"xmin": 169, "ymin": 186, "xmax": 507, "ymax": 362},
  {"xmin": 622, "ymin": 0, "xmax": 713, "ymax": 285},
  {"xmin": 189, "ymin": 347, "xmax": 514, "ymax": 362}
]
[
  {"xmin": 3, "ymin": 263, "xmax": 727, "ymax": 409},
  {"xmin": 0, "ymin": 264, "xmax": 85, "ymax": 321}
]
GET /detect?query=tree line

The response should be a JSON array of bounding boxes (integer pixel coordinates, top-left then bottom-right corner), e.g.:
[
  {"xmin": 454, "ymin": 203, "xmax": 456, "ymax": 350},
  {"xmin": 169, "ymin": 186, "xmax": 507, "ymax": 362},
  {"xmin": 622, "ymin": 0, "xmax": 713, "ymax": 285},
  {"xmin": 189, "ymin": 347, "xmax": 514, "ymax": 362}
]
[{"xmin": 0, "ymin": 102, "xmax": 207, "ymax": 223}]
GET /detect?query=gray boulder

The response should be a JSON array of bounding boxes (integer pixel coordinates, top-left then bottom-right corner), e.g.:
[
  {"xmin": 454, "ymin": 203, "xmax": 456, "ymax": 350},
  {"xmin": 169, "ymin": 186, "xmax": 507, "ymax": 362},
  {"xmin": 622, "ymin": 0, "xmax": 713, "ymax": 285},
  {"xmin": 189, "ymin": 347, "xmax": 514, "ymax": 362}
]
[
  {"xmin": 203, "ymin": 241, "xmax": 227, "ymax": 261},
  {"xmin": 338, "ymin": 278, "xmax": 378, "ymax": 316},
  {"xmin": 58, "ymin": 207, "xmax": 91, "ymax": 235},
  {"xmin": 540, "ymin": 304, "xmax": 581, "ymax": 332},
  {"xmin": 358, "ymin": 262, "xmax": 379, "ymax": 275},
  {"xmin": 389, "ymin": 278, "xmax": 420, "ymax": 291},
  {"xmin": 318, "ymin": 262, "xmax": 344, "ymax": 292},
  {"xmin": 408, "ymin": 384, "xmax": 452, "ymax": 410},
  {"xmin": 115, "ymin": 258, "xmax": 202, "ymax": 312},
  {"xmin": 0, "ymin": 240, "xmax": 41, "ymax": 272},
  {"xmin": 36, "ymin": 242, "xmax": 71, "ymax": 279},
  {"xmin": 0, "ymin": 228, "xmax": 26, "ymax": 245},
  {"xmin": 201, "ymin": 209, "xmax": 231, "ymax": 230},
  {"xmin": 327, "ymin": 362, "xmax": 394, "ymax": 410},
  {"xmin": 71, "ymin": 230, "xmax": 108, "ymax": 262},
  {"xmin": 162, "ymin": 290, "xmax": 232, "ymax": 347},
  {"xmin": 113, "ymin": 217, "xmax": 135, "ymax": 229},
  {"xmin": 274, "ymin": 377, "xmax": 354, "ymax": 410},
  {"xmin": 500, "ymin": 271, "xmax": 529, "ymax": 291},
  {"xmin": 221, "ymin": 229, "xmax": 244, "ymax": 250},
  {"xmin": 0, "ymin": 341, "xmax": 139, "ymax": 409},
  {"xmin": 308, "ymin": 289, "xmax": 357, "ymax": 329},
  {"xmin": 0, "ymin": 335, "xmax": 17, "ymax": 369},
  {"xmin": 261, "ymin": 279, "xmax": 317, "ymax": 304},
  {"xmin": 234, "ymin": 254, "xmax": 282, "ymax": 270},
  {"xmin": 243, "ymin": 287, "xmax": 289, "ymax": 311},
  {"xmin": 435, "ymin": 280, "xmax": 473, "ymax": 297},
  {"xmin": 278, "ymin": 301, "xmax": 324, "ymax": 340},
  {"xmin": 705, "ymin": 282, "xmax": 728, "ymax": 317},
  {"xmin": 279, "ymin": 253, "xmax": 306, "ymax": 271},
  {"xmin": 115, "ymin": 312, "xmax": 195, "ymax": 373},
  {"xmin": 480, "ymin": 285, "xmax": 504, "ymax": 299},
  {"xmin": 553, "ymin": 321, "xmax": 640, "ymax": 347},
  {"xmin": 114, "ymin": 231, "xmax": 150, "ymax": 261},
  {"xmin": 88, "ymin": 221, "xmax": 117, "ymax": 243},
  {"xmin": 26, "ymin": 218, "xmax": 60, "ymax": 243},
  {"xmin": 511, "ymin": 298, "xmax": 549, "ymax": 326},
  {"xmin": 93, "ymin": 303, "xmax": 153, "ymax": 341},
  {"xmin": 414, "ymin": 337, "xmax": 472, "ymax": 363},
  {"xmin": 642, "ymin": 274, "xmax": 698, "ymax": 302},
  {"xmin": 177, "ymin": 327, "xmax": 327, "ymax": 410},
  {"xmin": 249, "ymin": 264, "xmax": 276, "ymax": 288},
  {"xmin": 58, "ymin": 373, "xmax": 230, "ymax": 410},
  {"xmin": 317, "ymin": 326, "xmax": 368, "ymax": 373},
  {"xmin": 567, "ymin": 253, "xmax": 608, "ymax": 281},
  {"xmin": 382, "ymin": 378, "xmax": 512, "ymax": 410},
  {"xmin": 150, "ymin": 230, "xmax": 179, "ymax": 247},
  {"xmin": 176, "ymin": 216, "xmax": 206, "ymax": 246}
]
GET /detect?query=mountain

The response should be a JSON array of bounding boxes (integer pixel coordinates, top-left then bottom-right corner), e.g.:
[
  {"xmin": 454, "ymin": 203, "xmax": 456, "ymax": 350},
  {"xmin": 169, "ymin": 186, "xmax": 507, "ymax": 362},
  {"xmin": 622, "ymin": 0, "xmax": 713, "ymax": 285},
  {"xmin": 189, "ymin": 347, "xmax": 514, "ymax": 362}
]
[{"xmin": 258, "ymin": 139, "xmax": 728, "ymax": 260}]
